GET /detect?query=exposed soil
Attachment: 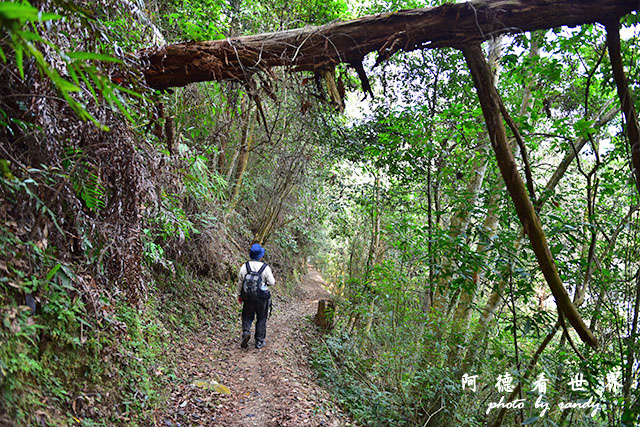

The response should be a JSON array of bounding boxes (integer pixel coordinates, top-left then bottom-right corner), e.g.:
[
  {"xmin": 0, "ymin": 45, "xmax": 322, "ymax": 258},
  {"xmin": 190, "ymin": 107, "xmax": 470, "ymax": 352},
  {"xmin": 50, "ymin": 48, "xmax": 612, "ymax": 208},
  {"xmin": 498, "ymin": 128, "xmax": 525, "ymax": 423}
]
[{"xmin": 156, "ymin": 269, "xmax": 351, "ymax": 427}]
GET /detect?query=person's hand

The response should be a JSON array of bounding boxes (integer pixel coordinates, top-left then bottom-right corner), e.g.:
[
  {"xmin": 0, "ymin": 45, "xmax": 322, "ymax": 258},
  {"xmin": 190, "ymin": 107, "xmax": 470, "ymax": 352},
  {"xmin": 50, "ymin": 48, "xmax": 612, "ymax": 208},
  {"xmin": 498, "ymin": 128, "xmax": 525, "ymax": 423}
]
[{"xmin": 237, "ymin": 295, "xmax": 243, "ymax": 304}]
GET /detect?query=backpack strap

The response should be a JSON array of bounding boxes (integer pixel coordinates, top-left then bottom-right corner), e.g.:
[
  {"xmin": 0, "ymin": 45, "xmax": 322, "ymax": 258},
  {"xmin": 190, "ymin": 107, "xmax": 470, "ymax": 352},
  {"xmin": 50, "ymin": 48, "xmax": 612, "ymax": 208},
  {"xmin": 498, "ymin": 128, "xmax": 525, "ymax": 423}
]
[
  {"xmin": 257, "ymin": 263, "xmax": 268, "ymax": 275},
  {"xmin": 245, "ymin": 262, "xmax": 253, "ymax": 274}
]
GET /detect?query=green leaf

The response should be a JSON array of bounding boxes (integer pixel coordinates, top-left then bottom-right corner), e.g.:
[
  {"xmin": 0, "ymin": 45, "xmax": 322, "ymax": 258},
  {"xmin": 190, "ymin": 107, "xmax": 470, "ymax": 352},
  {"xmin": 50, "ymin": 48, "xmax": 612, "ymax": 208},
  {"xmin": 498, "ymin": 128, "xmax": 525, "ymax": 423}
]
[
  {"xmin": 0, "ymin": 2, "xmax": 39, "ymax": 20},
  {"xmin": 67, "ymin": 63, "xmax": 81, "ymax": 87},
  {"xmin": 14, "ymin": 43, "xmax": 23, "ymax": 79},
  {"xmin": 66, "ymin": 51, "xmax": 123, "ymax": 63},
  {"xmin": 522, "ymin": 416, "xmax": 539, "ymax": 425},
  {"xmin": 45, "ymin": 263, "xmax": 61, "ymax": 281},
  {"xmin": 36, "ymin": 10, "xmax": 62, "ymax": 22},
  {"xmin": 0, "ymin": 3, "xmax": 60, "ymax": 21},
  {"xmin": 623, "ymin": 12, "xmax": 639, "ymax": 26},
  {"xmin": 16, "ymin": 30, "xmax": 43, "ymax": 42},
  {"xmin": 573, "ymin": 118, "xmax": 596, "ymax": 136},
  {"xmin": 52, "ymin": 76, "xmax": 81, "ymax": 92},
  {"xmin": 111, "ymin": 83, "xmax": 142, "ymax": 98},
  {"xmin": 78, "ymin": 70, "xmax": 98, "ymax": 103}
]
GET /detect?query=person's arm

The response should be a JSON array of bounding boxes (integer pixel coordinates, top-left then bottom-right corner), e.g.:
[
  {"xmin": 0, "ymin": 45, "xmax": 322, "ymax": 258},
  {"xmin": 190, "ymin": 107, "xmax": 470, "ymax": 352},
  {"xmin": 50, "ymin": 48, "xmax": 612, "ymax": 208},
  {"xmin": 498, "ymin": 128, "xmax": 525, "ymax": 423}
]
[{"xmin": 264, "ymin": 265, "xmax": 275, "ymax": 286}]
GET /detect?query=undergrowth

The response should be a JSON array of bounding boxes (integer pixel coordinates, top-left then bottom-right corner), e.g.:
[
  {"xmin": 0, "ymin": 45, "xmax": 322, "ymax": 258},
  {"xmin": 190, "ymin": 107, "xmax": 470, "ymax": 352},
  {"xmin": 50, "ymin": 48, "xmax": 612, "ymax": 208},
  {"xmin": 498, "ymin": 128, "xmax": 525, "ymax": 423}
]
[
  {"xmin": 310, "ymin": 312, "xmax": 479, "ymax": 427},
  {"xmin": 0, "ymin": 219, "xmax": 238, "ymax": 426},
  {"xmin": 0, "ymin": 169, "xmax": 237, "ymax": 425}
]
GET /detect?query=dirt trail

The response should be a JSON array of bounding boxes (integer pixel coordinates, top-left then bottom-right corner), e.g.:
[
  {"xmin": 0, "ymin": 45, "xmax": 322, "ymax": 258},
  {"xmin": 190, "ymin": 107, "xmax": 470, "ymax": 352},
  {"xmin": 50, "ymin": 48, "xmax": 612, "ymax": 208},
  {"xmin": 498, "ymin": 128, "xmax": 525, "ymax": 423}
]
[{"xmin": 158, "ymin": 269, "xmax": 351, "ymax": 427}]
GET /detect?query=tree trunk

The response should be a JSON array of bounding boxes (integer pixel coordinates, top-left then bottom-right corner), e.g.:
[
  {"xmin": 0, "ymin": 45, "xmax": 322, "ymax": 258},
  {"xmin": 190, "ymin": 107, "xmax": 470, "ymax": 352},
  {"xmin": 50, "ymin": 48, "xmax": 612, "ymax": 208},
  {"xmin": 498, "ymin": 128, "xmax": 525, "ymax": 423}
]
[
  {"xmin": 449, "ymin": 36, "xmax": 504, "ymax": 330},
  {"xmin": 365, "ymin": 172, "xmax": 382, "ymax": 272},
  {"xmin": 605, "ymin": 19, "xmax": 640, "ymax": 195},
  {"xmin": 226, "ymin": 109, "xmax": 256, "ymax": 216},
  {"xmin": 451, "ymin": 185, "xmax": 499, "ymax": 324},
  {"xmin": 430, "ymin": 146, "xmax": 488, "ymax": 316},
  {"xmin": 254, "ymin": 160, "xmax": 300, "ymax": 244},
  {"xmin": 461, "ymin": 42, "xmax": 598, "ymax": 348},
  {"xmin": 140, "ymin": 0, "xmax": 638, "ymax": 89}
]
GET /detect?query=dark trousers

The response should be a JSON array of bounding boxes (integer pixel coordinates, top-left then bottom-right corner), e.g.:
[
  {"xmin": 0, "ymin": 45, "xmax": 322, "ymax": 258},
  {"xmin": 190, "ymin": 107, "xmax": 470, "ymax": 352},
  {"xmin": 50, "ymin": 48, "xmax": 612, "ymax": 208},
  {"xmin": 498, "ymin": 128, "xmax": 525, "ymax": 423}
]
[{"xmin": 242, "ymin": 297, "xmax": 270, "ymax": 344}]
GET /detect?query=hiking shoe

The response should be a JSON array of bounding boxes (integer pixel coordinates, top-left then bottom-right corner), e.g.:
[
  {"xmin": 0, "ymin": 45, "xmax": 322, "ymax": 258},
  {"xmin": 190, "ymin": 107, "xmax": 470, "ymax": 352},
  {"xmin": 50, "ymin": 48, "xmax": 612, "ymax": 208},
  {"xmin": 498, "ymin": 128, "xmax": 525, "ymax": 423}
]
[
  {"xmin": 241, "ymin": 333, "xmax": 250, "ymax": 349},
  {"xmin": 255, "ymin": 341, "xmax": 265, "ymax": 349}
]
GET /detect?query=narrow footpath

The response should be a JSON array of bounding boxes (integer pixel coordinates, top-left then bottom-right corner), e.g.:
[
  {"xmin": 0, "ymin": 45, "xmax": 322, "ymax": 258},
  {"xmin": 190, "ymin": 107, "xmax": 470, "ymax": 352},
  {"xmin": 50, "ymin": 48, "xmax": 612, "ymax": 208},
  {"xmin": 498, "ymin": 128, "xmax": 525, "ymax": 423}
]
[{"xmin": 158, "ymin": 269, "xmax": 352, "ymax": 427}]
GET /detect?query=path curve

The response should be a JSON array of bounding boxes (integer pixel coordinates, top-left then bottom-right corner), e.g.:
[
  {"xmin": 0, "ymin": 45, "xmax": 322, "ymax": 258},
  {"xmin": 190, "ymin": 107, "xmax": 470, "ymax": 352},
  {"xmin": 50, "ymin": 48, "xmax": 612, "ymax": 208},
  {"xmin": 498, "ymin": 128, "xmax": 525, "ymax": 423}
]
[{"xmin": 159, "ymin": 269, "xmax": 351, "ymax": 427}]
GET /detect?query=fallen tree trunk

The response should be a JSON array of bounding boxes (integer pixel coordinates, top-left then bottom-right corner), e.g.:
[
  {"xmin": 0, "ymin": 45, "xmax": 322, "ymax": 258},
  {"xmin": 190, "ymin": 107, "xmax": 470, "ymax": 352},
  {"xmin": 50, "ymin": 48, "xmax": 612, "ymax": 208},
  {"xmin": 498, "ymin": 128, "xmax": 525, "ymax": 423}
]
[{"xmin": 141, "ymin": 0, "xmax": 638, "ymax": 89}]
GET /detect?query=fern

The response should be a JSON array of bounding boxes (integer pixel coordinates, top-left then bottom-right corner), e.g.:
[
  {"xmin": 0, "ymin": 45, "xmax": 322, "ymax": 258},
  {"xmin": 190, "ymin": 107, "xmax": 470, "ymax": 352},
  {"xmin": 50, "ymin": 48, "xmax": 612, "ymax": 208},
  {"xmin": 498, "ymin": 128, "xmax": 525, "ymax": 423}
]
[
  {"xmin": 0, "ymin": 1, "xmax": 143, "ymax": 129},
  {"xmin": 63, "ymin": 146, "xmax": 107, "ymax": 212}
]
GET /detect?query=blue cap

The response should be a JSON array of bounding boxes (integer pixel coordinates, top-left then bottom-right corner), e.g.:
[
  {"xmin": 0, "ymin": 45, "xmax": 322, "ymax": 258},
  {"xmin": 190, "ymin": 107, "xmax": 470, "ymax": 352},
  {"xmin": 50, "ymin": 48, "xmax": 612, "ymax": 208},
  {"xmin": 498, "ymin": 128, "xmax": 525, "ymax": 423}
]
[{"xmin": 249, "ymin": 243, "xmax": 265, "ymax": 260}]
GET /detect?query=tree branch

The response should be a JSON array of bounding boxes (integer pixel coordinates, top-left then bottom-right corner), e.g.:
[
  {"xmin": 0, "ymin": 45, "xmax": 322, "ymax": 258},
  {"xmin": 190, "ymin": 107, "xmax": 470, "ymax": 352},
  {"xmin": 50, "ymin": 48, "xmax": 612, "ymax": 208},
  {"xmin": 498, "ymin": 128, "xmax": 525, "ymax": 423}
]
[
  {"xmin": 604, "ymin": 18, "xmax": 640, "ymax": 195},
  {"xmin": 461, "ymin": 42, "xmax": 598, "ymax": 348}
]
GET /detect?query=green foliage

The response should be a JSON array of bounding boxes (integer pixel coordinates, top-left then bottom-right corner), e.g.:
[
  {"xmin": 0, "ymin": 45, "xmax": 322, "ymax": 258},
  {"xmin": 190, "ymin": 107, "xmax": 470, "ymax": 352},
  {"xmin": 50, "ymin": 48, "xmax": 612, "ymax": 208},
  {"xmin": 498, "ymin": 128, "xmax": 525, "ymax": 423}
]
[
  {"xmin": 183, "ymin": 151, "xmax": 228, "ymax": 203},
  {"xmin": 0, "ymin": 1, "xmax": 143, "ymax": 130},
  {"xmin": 312, "ymin": 325, "xmax": 478, "ymax": 426},
  {"xmin": 312, "ymin": 332, "xmax": 406, "ymax": 425},
  {"xmin": 0, "ymin": 169, "xmax": 173, "ymax": 425},
  {"xmin": 63, "ymin": 147, "xmax": 107, "ymax": 213},
  {"xmin": 310, "ymin": 13, "xmax": 640, "ymax": 425},
  {"xmin": 153, "ymin": 191, "xmax": 198, "ymax": 241},
  {"xmin": 0, "ymin": 166, "xmax": 63, "ymax": 233},
  {"xmin": 254, "ymin": 0, "xmax": 349, "ymax": 27},
  {"xmin": 165, "ymin": 0, "xmax": 226, "ymax": 40},
  {"xmin": 160, "ymin": 0, "xmax": 350, "ymax": 40}
]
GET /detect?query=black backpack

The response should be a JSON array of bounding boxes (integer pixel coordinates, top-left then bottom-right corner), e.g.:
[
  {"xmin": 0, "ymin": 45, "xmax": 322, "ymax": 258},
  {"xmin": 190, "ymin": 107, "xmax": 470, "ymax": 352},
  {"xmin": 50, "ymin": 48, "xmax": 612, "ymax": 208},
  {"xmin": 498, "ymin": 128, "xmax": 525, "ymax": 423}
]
[{"xmin": 242, "ymin": 262, "xmax": 267, "ymax": 301}]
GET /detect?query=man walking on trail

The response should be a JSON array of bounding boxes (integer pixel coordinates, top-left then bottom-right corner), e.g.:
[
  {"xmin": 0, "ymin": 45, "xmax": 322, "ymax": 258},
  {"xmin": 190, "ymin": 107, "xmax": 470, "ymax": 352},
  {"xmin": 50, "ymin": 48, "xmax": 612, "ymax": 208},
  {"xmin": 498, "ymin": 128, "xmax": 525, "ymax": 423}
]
[{"xmin": 237, "ymin": 243, "xmax": 275, "ymax": 349}]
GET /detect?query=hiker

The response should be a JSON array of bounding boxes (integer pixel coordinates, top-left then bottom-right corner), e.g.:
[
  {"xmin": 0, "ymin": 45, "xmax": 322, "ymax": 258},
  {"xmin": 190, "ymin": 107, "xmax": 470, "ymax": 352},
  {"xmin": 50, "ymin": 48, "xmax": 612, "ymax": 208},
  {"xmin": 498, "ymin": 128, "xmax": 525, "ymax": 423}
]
[{"xmin": 237, "ymin": 243, "xmax": 275, "ymax": 349}]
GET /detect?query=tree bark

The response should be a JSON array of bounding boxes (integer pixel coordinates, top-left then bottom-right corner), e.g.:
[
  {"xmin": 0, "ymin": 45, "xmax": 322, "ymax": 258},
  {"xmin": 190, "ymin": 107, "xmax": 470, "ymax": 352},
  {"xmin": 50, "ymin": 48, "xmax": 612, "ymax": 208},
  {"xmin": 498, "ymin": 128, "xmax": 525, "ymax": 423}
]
[
  {"xmin": 226, "ymin": 109, "xmax": 256, "ymax": 216},
  {"xmin": 461, "ymin": 42, "xmax": 598, "ymax": 348},
  {"xmin": 140, "ymin": 0, "xmax": 638, "ymax": 89},
  {"xmin": 431, "ymin": 146, "xmax": 488, "ymax": 317},
  {"xmin": 605, "ymin": 19, "xmax": 640, "ymax": 196}
]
